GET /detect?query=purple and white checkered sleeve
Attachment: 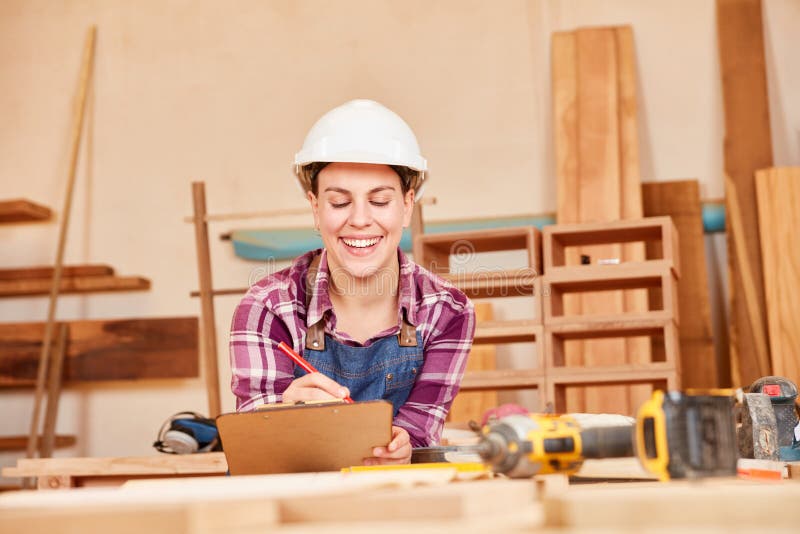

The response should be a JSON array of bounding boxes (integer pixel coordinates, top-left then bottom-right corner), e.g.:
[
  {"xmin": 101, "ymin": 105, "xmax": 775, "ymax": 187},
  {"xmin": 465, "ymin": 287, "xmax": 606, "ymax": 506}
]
[
  {"xmin": 393, "ymin": 301, "xmax": 476, "ymax": 447},
  {"xmin": 229, "ymin": 296, "xmax": 296, "ymax": 412}
]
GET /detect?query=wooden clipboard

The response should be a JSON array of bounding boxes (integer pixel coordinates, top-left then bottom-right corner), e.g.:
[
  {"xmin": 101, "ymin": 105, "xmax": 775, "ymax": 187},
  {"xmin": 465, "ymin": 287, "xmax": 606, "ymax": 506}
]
[{"xmin": 216, "ymin": 400, "xmax": 393, "ymax": 475}]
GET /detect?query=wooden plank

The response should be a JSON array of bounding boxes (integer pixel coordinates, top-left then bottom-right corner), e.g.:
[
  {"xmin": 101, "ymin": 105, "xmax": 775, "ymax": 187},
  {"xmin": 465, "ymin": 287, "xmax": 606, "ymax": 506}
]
[
  {"xmin": 0, "ymin": 275, "xmax": 150, "ymax": 298},
  {"xmin": 642, "ymin": 180, "xmax": 717, "ymax": 387},
  {"xmin": 441, "ymin": 269, "xmax": 537, "ymax": 299},
  {"xmin": 0, "ymin": 317, "xmax": 199, "ymax": 386},
  {"xmin": 725, "ymin": 176, "xmax": 771, "ymax": 379},
  {"xmin": 717, "ymin": 0, "xmax": 773, "ymax": 386},
  {"xmin": 473, "ymin": 319, "xmax": 541, "ymax": 344},
  {"xmin": 3, "ymin": 452, "xmax": 227, "ymax": 478},
  {"xmin": 553, "ymin": 26, "xmax": 650, "ymax": 414},
  {"xmin": 192, "ymin": 182, "xmax": 222, "ymax": 418},
  {"xmin": 552, "ymin": 29, "xmax": 585, "ymax": 412},
  {"xmin": 0, "ymin": 199, "xmax": 52, "ymax": 223},
  {"xmin": 544, "ymin": 480, "xmax": 800, "ymax": 529},
  {"xmin": 459, "ymin": 369, "xmax": 543, "ymax": 391},
  {"xmin": 575, "ymin": 27, "xmax": 627, "ymax": 414},
  {"xmin": 614, "ymin": 25, "xmax": 651, "ymax": 410},
  {"xmin": 0, "ymin": 264, "xmax": 114, "ymax": 281},
  {"xmin": 26, "ymin": 26, "xmax": 97, "ymax": 476},
  {"xmin": 448, "ymin": 302, "xmax": 498, "ymax": 423},
  {"xmin": 756, "ymin": 167, "xmax": 800, "ymax": 386},
  {"xmin": 0, "ymin": 435, "xmax": 76, "ymax": 452}
]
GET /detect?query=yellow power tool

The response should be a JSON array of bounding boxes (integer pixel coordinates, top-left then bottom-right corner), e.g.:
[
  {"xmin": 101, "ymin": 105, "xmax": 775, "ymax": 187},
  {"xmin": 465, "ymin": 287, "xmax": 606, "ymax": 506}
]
[
  {"xmin": 475, "ymin": 413, "xmax": 634, "ymax": 478},
  {"xmin": 635, "ymin": 390, "xmax": 738, "ymax": 481}
]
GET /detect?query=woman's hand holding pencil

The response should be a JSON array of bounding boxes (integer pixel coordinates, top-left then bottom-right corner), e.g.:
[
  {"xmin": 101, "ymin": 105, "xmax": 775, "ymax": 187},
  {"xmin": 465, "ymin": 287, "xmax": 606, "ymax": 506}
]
[{"xmin": 278, "ymin": 341, "xmax": 354, "ymax": 404}]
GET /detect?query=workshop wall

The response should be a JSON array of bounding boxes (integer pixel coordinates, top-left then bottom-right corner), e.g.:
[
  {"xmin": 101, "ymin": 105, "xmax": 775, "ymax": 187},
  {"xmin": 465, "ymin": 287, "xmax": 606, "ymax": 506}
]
[{"xmin": 0, "ymin": 0, "xmax": 798, "ymax": 470}]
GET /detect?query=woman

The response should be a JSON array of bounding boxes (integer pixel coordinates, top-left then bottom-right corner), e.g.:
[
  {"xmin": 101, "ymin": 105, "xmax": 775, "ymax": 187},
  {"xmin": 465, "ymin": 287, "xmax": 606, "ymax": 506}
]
[{"xmin": 230, "ymin": 99, "xmax": 475, "ymax": 464}]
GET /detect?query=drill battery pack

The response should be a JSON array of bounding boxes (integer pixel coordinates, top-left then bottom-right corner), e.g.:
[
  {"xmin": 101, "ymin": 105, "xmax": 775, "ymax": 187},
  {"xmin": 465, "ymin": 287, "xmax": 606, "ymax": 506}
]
[{"xmin": 636, "ymin": 390, "xmax": 738, "ymax": 481}]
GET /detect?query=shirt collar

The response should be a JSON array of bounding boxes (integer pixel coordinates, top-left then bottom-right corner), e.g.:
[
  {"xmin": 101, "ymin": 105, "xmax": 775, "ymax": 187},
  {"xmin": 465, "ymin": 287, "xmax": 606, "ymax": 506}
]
[
  {"xmin": 304, "ymin": 247, "xmax": 417, "ymax": 328},
  {"xmin": 305, "ymin": 249, "xmax": 332, "ymax": 327}
]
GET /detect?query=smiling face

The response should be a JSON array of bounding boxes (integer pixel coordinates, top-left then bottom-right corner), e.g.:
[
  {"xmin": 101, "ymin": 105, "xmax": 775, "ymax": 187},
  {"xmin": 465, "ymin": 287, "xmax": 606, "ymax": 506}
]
[{"xmin": 308, "ymin": 162, "xmax": 414, "ymax": 283}]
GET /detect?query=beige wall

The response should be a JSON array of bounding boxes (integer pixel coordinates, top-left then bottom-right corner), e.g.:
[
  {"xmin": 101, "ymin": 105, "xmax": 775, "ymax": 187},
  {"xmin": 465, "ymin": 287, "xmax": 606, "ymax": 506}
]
[{"xmin": 1, "ymin": 0, "xmax": 798, "ymax": 471}]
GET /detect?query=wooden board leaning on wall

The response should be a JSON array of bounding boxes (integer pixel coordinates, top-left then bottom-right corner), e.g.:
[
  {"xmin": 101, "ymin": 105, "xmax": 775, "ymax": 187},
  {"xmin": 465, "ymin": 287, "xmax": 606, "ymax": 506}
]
[
  {"xmin": 755, "ymin": 167, "xmax": 800, "ymax": 388},
  {"xmin": 0, "ymin": 317, "xmax": 199, "ymax": 386},
  {"xmin": 642, "ymin": 180, "xmax": 718, "ymax": 388},
  {"xmin": 717, "ymin": 0, "xmax": 773, "ymax": 385}
]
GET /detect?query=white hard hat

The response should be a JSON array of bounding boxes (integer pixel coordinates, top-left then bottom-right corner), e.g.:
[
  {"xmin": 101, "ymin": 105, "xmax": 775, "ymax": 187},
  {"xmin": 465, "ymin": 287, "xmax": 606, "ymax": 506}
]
[{"xmin": 294, "ymin": 99, "xmax": 427, "ymax": 197}]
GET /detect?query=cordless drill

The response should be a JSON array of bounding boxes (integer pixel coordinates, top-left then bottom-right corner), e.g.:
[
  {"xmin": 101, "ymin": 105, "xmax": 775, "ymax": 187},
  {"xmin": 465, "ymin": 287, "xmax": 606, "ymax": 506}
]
[{"xmin": 475, "ymin": 413, "xmax": 634, "ymax": 478}]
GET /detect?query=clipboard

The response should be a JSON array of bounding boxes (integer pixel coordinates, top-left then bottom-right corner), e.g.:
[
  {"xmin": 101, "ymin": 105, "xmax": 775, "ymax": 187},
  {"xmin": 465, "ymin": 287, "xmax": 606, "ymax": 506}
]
[{"xmin": 216, "ymin": 400, "xmax": 393, "ymax": 475}]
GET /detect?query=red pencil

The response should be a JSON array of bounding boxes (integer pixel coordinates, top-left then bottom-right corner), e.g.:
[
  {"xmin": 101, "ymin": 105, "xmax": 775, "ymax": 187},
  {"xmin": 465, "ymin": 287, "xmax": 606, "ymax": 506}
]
[{"xmin": 277, "ymin": 341, "xmax": 354, "ymax": 403}]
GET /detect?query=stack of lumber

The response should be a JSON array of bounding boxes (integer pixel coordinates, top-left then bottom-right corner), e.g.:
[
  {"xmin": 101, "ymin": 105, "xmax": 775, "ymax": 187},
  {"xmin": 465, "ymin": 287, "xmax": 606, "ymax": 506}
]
[
  {"xmin": 0, "ymin": 264, "xmax": 150, "ymax": 298},
  {"xmin": 551, "ymin": 25, "xmax": 649, "ymax": 413}
]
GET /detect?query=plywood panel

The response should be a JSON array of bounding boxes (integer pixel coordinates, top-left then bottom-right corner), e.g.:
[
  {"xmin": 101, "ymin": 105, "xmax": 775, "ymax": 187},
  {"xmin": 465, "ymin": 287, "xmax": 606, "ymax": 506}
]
[
  {"xmin": 755, "ymin": 167, "xmax": 800, "ymax": 386},
  {"xmin": 642, "ymin": 180, "xmax": 716, "ymax": 387},
  {"xmin": 717, "ymin": 0, "xmax": 773, "ymax": 385}
]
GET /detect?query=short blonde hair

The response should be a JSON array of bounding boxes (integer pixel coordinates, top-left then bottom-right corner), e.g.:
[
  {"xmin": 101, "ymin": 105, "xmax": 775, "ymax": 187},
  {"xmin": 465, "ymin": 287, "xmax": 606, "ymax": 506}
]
[{"xmin": 298, "ymin": 163, "xmax": 422, "ymax": 196}]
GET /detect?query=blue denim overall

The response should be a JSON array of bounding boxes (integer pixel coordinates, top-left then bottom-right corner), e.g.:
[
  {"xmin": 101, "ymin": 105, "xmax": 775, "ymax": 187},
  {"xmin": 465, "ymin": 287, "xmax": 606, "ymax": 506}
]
[{"xmin": 294, "ymin": 255, "xmax": 422, "ymax": 416}]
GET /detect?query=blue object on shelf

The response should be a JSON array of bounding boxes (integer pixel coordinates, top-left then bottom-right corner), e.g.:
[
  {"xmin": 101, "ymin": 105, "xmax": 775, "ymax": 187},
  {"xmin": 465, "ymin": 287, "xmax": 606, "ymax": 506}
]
[{"xmin": 230, "ymin": 205, "xmax": 726, "ymax": 262}]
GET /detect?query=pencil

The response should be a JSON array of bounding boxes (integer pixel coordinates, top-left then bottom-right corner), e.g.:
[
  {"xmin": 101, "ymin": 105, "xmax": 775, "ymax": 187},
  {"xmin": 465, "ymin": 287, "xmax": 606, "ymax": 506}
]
[{"xmin": 277, "ymin": 341, "xmax": 355, "ymax": 403}]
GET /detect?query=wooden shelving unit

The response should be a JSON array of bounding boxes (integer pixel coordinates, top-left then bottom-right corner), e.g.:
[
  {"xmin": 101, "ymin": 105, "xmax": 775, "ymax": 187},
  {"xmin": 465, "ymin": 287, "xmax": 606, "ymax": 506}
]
[
  {"xmin": 541, "ymin": 217, "xmax": 681, "ymax": 412},
  {"xmin": 415, "ymin": 226, "xmax": 545, "ymax": 405}
]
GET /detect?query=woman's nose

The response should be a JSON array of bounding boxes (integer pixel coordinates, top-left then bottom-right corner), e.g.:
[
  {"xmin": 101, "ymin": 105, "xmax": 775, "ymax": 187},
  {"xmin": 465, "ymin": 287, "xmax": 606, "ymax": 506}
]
[{"xmin": 348, "ymin": 200, "xmax": 372, "ymax": 227}]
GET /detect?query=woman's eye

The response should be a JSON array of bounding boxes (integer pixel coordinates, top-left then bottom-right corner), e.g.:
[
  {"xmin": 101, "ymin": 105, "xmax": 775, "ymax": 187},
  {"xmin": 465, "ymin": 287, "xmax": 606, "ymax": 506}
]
[
  {"xmin": 370, "ymin": 200, "xmax": 390, "ymax": 207},
  {"xmin": 330, "ymin": 201, "xmax": 350, "ymax": 209}
]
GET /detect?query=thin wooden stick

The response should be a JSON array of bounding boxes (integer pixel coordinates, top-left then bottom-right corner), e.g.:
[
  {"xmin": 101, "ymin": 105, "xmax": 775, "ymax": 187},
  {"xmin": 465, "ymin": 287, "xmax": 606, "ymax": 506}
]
[
  {"xmin": 40, "ymin": 323, "xmax": 69, "ymax": 458},
  {"xmin": 192, "ymin": 181, "xmax": 221, "ymax": 418},
  {"xmin": 725, "ymin": 174, "xmax": 771, "ymax": 380},
  {"xmin": 26, "ymin": 26, "xmax": 96, "ymax": 466}
]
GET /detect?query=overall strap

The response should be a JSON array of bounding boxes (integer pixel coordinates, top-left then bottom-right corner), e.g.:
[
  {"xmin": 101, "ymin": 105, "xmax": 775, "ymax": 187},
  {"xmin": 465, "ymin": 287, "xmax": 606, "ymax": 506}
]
[
  {"xmin": 305, "ymin": 254, "xmax": 326, "ymax": 351},
  {"xmin": 303, "ymin": 253, "xmax": 419, "ymax": 350}
]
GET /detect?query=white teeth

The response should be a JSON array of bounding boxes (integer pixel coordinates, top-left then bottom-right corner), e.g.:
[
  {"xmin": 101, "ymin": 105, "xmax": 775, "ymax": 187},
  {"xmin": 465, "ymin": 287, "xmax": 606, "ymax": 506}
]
[{"xmin": 342, "ymin": 237, "xmax": 380, "ymax": 248}]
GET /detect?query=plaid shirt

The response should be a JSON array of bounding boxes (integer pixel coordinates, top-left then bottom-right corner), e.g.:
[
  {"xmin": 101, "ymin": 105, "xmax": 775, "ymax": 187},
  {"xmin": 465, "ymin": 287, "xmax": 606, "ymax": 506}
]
[{"xmin": 229, "ymin": 248, "xmax": 475, "ymax": 447}]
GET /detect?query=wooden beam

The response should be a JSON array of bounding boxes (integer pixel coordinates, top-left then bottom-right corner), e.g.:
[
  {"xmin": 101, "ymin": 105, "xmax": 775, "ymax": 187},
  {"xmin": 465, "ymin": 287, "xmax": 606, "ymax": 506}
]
[
  {"xmin": 0, "ymin": 264, "xmax": 114, "ymax": 281},
  {"xmin": 191, "ymin": 182, "xmax": 222, "ymax": 418},
  {"xmin": 725, "ymin": 176, "xmax": 771, "ymax": 380},
  {"xmin": 755, "ymin": 167, "xmax": 800, "ymax": 387},
  {"xmin": 27, "ymin": 25, "xmax": 97, "ymax": 467},
  {"xmin": 0, "ymin": 199, "xmax": 52, "ymax": 223},
  {"xmin": 717, "ymin": 0, "xmax": 773, "ymax": 385},
  {"xmin": 642, "ymin": 180, "xmax": 718, "ymax": 387},
  {"xmin": 0, "ymin": 317, "xmax": 199, "ymax": 386},
  {"xmin": 0, "ymin": 275, "xmax": 150, "ymax": 298}
]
